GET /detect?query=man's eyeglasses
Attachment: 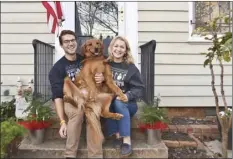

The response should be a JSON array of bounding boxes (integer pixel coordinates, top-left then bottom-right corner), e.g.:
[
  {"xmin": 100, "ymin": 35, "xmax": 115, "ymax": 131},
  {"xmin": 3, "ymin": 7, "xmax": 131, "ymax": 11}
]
[{"xmin": 63, "ymin": 39, "xmax": 76, "ymax": 44}]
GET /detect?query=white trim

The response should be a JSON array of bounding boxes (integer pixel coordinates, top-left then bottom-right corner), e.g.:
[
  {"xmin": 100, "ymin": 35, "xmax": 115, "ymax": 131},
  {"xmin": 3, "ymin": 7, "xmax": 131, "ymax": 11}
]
[
  {"xmin": 118, "ymin": 2, "xmax": 125, "ymax": 36},
  {"xmin": 118, "ymin": 2, "xmax": 138, "ymax": 68},
  {"xmin": 188, "ymin": 1, "xmax": 231, "ymax": 43},
  {"xmin": 54, "ymin": 2, "xmax": 75, "ymax": 64},
  {"xmin": 188, "ymin": 2, "xmax": 210, "ymax": 42},
  {"xmin": 125, "ymin": 2, "xmax": 138, "ymax": 68}
]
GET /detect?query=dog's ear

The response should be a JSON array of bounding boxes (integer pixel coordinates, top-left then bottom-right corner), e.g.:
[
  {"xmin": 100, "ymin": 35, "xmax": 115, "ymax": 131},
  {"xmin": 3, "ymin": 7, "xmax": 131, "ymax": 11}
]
[
  {"xmin": 80, "ymin": 43, "xmax": 86, "ymax": 56},
  {"xmin": 100, "ymin": 40, "xmax": 104, "ymax": 54}
]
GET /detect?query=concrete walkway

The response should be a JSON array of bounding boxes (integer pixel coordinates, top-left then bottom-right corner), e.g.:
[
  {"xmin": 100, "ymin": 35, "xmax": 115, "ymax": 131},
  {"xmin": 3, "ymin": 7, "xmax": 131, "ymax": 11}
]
[{"xmin": 204, "ymin": 140, "xmax": 232, "ymax": 158}]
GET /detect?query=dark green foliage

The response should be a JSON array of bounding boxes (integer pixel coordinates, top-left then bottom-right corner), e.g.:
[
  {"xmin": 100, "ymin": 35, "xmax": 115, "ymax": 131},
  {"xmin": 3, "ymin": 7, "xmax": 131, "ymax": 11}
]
[
  {"xmin": 140, "ymin": 96, "xmax": 169, "ymax": 124},
  {"xmin": 0, "ymin": 98, "xmax": 16, "ymax": 122},
  {"xmin": 1, "ymin": 118, "xmax": 26, "ymax": 158},
  {"xmin": 22, "ymin": 93, "xmax": 55, "ymax": 122}
]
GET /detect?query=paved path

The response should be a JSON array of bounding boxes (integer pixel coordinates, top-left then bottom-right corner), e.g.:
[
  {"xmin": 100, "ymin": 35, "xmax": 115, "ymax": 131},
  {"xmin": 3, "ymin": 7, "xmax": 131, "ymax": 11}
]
[{"xmin": 204, "ymin": 140, "xmax": 232, "ymax": 158}]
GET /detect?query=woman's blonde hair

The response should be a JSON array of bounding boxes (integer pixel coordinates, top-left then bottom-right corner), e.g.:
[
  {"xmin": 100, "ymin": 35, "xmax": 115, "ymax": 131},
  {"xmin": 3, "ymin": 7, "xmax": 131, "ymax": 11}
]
[{"xmin": 107, "ymin": 36, "xmax": 134, "ymax": 64}]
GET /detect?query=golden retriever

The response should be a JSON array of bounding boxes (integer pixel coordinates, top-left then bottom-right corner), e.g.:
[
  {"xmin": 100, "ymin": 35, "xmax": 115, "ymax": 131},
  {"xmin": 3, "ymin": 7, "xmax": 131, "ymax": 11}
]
[{"xmin": 63, "ymin": 39, "xmax": 128, "ymax": 143}]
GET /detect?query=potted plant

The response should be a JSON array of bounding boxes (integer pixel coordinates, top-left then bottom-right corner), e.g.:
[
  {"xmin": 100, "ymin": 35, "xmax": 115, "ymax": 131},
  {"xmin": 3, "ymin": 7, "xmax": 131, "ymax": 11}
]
[
  {"xmin": 138, "ymin": 95, "xmax": 169, "ymax": 145},
  {"xmin": 1, "ymin": 118, "xmax": 26, "ymax": 158},
  {"xmin": 193, "ymin": 13, "xmax": 232, "ymax": 157},
  {"xmin": 17, "ymin": 89, "xmax": 54, "ymax": 145}
]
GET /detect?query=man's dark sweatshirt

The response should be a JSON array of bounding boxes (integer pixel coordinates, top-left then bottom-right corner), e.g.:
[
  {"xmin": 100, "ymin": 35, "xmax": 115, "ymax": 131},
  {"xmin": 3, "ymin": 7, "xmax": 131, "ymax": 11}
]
[
  {"xmin": 49, "ymin": 54, "xmax": 84, "ymax": 100},
  {"xmin": 109, "ymin": 62, "xmax": 145, "ymax": 103}
]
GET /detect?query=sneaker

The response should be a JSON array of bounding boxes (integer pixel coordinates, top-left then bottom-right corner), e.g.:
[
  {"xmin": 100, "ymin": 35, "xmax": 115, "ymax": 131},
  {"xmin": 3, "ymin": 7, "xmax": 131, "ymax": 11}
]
[
  {"xmin": 113, "ymin": 138, "xmax": 122, "ymax": 149},
  {"xmin": 121, "ymin": 143, "xmax": 132, "ymax": 157}
]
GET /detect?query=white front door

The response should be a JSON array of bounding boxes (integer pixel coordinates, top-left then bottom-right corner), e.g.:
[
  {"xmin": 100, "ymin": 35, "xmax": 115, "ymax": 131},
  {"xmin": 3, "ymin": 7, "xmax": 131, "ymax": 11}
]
[{"xmin": 54, "ymin": 2, "xmax": 138, "ymax": 65}]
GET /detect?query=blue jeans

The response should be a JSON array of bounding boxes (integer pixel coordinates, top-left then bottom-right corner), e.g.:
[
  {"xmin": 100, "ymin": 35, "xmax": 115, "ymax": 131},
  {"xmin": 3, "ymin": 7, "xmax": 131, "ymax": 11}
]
[{"xmin": 104, "ymin": 99, "xmax": 138, "ymax": 137}]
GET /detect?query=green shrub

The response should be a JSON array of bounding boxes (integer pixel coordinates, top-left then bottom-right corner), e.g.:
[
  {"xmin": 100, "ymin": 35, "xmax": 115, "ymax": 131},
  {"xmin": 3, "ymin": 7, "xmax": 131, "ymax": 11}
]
[
  {"xmin": 0, "ymin": 99, "xmax": 16, "ymax": 122},
  {"xmin": 1, "ymin": 118, "xmax": 26, "ymax": 158},
  {"xmin": 140, "ymin": 96, "xmax": 169, "ymax": 124}
]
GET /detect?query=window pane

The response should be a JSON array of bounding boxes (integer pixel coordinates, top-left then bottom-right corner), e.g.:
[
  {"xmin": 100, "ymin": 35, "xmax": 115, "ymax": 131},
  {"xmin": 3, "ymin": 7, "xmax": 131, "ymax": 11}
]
[
  {"xmin": 75, "ymin": 2, "xmax": 118, "ymax": 56},
  {"xmin": 194, "ymin": 1, "xmax": 231, "ymax": 33},
  {"xmin": 75, "ymin": 2, "xmax": 118, "ymax": 38}
]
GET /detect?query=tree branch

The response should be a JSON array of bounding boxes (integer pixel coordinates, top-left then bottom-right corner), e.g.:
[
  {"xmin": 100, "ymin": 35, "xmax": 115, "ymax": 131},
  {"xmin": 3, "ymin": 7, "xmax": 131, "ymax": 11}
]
[
  {"xmin": 210, "ymin": 62, "xmax": 222, "ymax": 126},
  {"xmin": 94, "ymin": 17, "xmax": 117, "ymax": 34},
  {"xmin": 219, "ymin": 59, "xmax": 228, "ymax": 110}
]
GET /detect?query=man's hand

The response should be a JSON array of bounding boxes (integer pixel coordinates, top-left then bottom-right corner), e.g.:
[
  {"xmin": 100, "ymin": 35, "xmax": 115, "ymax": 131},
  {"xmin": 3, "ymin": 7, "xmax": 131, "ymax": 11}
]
[
  {"xmin": 94, "ymin": 73, "xmax": 104, "ymax": 84},
  {"xmin": 59, "ymin": 123, "xmax": 67, "ymax": 138}
]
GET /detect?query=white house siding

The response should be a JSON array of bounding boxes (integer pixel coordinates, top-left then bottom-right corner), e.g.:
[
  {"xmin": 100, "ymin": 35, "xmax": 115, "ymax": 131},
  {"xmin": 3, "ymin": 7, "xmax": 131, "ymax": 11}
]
[
  {"xmin": 138, "ymin": 2, "xmax": 232, "ymax": 107},
  {"xmin": 1, "ymin": 2, "xmax": 54, "ymax": 102}
]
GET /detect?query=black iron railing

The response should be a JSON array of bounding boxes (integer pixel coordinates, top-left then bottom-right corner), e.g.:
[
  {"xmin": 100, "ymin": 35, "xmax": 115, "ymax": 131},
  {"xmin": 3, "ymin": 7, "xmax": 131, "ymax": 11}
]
[
  {"xmin": 139, "ymin": 40, "xmax": 156, "ymax": 105},
  {"xmin": 33, "ymin": 39, "xmax": 54, "ymax": 103}
]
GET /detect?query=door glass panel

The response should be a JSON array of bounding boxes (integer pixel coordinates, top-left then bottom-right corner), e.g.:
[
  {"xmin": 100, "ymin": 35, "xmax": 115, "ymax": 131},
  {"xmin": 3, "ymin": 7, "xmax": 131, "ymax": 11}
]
[{"xmin": 75, "ymin": 2, "xmax": 119, "ymax": 56}]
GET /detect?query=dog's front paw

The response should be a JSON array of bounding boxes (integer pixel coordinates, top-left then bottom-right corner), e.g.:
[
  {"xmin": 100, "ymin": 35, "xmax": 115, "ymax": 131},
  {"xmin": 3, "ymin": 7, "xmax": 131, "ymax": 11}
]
[
  {"xmin": 114, "ymin": 113, "xmax": 124, "ymax": 120},
  {"xmin": 118, "ymin": 94, "xmax": 128, "ymax": 102}
]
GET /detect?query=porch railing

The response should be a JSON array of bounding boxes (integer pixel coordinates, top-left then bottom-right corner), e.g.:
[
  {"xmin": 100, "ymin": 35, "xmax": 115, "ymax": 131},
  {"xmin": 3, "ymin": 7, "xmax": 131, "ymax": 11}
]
[
  {"xmin": 139, "ymin": 40, "xmax": 156, "ymax": 105},
  {"xmin": 33, "ymin": 39, "xmax": 54, "ymax": 103}
]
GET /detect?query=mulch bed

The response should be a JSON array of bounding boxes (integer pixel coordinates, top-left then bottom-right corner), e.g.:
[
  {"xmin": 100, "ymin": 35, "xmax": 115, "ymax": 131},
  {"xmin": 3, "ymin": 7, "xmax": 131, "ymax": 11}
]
[
  {"xmin": 162, "ymin": 132, "xmax": 194, "ymax": 141},
  {"xmin": 201, "ymin": 135, "xmax": 221, "ymax": 142},
  {"xmin": 170, "ymin": 117, "xmax": 216, "ymax": 125},
  {"xmin": 168, "ymin": 147, "xmax": 211, "ymax": 158},
  {"xmin": 165, "ymin": 117, "xmax": 216, "ymax": 158}
]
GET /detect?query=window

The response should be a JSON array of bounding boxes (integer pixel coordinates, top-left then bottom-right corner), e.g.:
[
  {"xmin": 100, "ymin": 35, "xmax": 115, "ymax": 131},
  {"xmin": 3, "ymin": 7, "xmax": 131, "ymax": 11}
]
[
  {"xmin": 75, "ymin": 2, "xmax": 118, "ymax": 38},
  {"xmin": 75, "ymin": 2, "xmax": 118, "ymax": 55},
  {"xmin": 189, "ymin": 2, "xmax": 232, "ymax": 41}
]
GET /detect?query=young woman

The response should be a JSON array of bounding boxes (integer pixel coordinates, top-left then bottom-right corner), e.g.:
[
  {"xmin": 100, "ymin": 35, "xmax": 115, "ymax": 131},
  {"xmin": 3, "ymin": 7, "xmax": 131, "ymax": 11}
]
[{"xmin": 104, "ymin": 36, "xmax": 144, "ymax": 157}]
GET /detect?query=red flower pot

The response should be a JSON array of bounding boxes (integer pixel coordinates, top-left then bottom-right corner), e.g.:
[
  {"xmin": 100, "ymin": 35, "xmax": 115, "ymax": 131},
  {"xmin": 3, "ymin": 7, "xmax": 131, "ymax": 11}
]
[
  {"xmin": 138, "ymin": 121, "xmax": 168, "ymax": 132},
  {"xmin": 17, "ymin": 120, "xmax": 51, "ymax": 130}
]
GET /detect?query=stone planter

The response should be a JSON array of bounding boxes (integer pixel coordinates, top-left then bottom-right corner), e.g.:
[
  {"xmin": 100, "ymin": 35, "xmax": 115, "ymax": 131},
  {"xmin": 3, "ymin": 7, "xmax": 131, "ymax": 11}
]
[
  {"xmin": 28, "ymin": 129, "xmax": 45, "ymax": 145},
  {"xmin": 147, "ymin": 129, "xmax": 162, "ymax": 145}
]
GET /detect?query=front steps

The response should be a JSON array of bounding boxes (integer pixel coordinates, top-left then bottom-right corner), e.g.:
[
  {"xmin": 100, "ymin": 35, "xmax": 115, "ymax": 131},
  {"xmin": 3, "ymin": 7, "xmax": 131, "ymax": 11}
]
[
  {"xmin": 14, "ymin": 102, "xmax": 168, "ymax": 158},
  {"xmin": 15, "ymin": 137, "xmax": 168, "ymax": 158}
]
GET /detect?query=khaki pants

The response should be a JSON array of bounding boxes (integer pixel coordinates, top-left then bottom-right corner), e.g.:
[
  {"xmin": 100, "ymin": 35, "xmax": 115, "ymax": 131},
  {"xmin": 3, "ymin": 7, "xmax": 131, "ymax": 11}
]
[{"xmin": 64, "ymin": 102, "xmax": 103, "ymax": 158}]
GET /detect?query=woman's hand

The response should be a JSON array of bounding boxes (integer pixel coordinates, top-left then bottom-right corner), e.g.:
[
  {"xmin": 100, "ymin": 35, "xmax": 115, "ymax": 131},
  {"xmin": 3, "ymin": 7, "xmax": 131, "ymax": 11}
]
[{"xmin": 94, "ymin": 73, "xmax": 105, "ymax": 84}]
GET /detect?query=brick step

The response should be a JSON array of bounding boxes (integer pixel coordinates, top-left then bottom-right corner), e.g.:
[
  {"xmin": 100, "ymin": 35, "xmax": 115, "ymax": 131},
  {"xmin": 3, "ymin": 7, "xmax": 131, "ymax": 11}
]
[
  {"xmin": 47, "ymin": 118, "xmax": 219, "ymax": 140},
  {"xmin": 163, "ymin": 124, "xmax": 219, "ymax": 140},
  {"xmin": 45, "ymin": 127, "xmax": 146, "ymax": 140},
  {"xmin": 13, "ymin": 137, "xmax": 168, "ymax": 158}
]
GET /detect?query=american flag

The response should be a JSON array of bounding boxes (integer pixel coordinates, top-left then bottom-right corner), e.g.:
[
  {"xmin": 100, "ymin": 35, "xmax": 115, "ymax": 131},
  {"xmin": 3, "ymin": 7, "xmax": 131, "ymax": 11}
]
[{"xmin": 42, "ymin": 1, "xmax": 65, "ymax": 34}]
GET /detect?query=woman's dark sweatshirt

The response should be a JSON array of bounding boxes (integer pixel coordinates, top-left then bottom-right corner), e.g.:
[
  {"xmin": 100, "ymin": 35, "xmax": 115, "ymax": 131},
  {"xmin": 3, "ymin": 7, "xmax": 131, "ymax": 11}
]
[
  {"xmin": 109, "ymin": 61, "xmax": 145, "ymax": 102},
  {"xmin": 49, "ymin": 54, "xmax": 84, "ymax": 100}
]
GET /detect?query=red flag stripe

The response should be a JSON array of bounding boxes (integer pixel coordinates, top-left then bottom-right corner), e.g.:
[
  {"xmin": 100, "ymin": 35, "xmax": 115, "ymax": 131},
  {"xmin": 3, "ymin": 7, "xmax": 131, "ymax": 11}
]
[
  {"xmin": 42, "ymin": 1, "xmax": 64, "ymax": 34},
  {"xmin": 55, "ymin": 2, "xmax": 64, "ymax": 21}
]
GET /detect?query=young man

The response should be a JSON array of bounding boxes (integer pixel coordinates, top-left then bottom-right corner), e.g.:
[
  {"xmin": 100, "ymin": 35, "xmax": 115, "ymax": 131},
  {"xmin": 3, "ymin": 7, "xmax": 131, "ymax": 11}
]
[{"xmin": 49, "ymin": 30, "xmax": 104, "ymax": 159}]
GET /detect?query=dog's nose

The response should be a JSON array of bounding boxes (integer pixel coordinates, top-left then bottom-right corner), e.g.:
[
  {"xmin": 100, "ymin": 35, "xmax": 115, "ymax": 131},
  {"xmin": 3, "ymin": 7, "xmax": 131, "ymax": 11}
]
[{"xmin": 95, "ymin": 48, "xmax": 99, "ymax": 52}]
